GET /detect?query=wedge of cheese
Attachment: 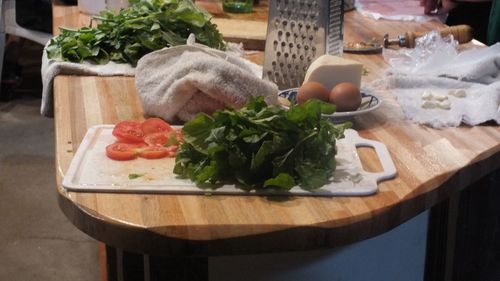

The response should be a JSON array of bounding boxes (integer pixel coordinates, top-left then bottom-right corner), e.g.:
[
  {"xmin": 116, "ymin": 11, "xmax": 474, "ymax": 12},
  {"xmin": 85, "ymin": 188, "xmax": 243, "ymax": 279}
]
[{"xmin": 303, "ymin": 55, "xmax": 363, "ymax": 91}]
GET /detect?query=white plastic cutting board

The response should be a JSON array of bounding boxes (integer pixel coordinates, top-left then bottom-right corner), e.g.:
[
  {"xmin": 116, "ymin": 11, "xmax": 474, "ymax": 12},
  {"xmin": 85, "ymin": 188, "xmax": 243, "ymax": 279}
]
[{"xmin": 62, "ymin": 125, "xmax": 397, "ymax": 196}]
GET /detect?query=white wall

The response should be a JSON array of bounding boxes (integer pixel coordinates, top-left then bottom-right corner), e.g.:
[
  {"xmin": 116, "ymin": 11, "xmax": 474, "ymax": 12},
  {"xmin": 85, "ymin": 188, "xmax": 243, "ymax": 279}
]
[{"xmin": 209, "ymin": 210, "xmax": 429, "ymax": 281}]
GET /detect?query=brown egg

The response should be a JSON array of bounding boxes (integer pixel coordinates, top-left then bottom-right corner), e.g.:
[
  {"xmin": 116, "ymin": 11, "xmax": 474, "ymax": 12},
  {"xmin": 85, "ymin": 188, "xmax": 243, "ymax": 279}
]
[
  {"xmin": 329, "ymin": 82, "xmax": 361, "ymax": 112},
  {"xmin": 296, "ymin": 81, "xmax": 329, "ymax": 104}
]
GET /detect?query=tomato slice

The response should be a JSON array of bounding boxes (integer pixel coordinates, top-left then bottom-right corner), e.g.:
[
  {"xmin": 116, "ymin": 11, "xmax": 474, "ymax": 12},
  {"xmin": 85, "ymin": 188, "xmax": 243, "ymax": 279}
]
[
  {"xmin": 175, "ymin": 129, "xmax": 183, "ymax": 144},
  {"xmin": 144, "ymin": 132, "xmax": 170, "ymax": 146},
  {"xmin": 112, "ymin": 121, "xmax": 144, "ymax": 143},
  {"xmin": 141, "ymin": 118, "xmax": 173, "ymax": 135},
  {"xmin": 165, "ymin": 145, "xmax": 179, "ymax": 155},
  {"xmin": 138, "ymin": 146, "xmax": 171, "ymax": 159},
  {"xmin": 144, "ymin": 131, "xmax": 180, "ymax": 147},
  {"xmin": 105, "ymin": 143, "xmax": 141, "ymax": 161},
  {"xmin": 107, "ymin": 119, "xmax": 180, "ymax": 160}
]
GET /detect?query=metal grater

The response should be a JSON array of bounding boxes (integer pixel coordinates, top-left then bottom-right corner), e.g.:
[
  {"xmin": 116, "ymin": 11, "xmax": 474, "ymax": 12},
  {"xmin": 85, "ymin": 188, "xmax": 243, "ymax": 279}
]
[{"xmin": 263, "ymin": 0, "xmax": 344, "ymax": 90}]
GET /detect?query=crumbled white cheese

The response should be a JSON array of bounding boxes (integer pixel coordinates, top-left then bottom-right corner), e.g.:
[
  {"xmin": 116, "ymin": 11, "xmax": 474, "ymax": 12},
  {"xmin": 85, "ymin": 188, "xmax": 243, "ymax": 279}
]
[
  {"xmin": 420, "ymin": 89, "xmax": 454, "ymax": 110},
  {"xmin": 433, "ymin": 94, "xmax": 448, "ymax": 101},
  {"xmin": 422, "ymin": 90, "xmax": 433, "ymax": 100},
  {"xmin": 438, "ymin": 100, "xmax": 451, "ymax": 110},
  {"xmin": 448, "ymin": 89, "xmax": 466, "ymax": 98},
  {"xmin": 421, "ymin": 100, "xmax": 437, "ymax": 109}
]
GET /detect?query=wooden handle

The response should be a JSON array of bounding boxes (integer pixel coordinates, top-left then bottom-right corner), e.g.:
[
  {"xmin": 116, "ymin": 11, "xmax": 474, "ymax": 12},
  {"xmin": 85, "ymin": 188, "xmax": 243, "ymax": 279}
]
[{"xmin": 405, "ymin": 25, "xmax": 474, "ymax": 48}]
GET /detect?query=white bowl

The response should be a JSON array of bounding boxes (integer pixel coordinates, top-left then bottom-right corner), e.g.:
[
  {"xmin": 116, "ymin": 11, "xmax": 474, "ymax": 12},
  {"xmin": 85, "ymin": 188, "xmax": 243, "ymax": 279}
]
[{"xmin": 278, "ymin": 88, "xmax": 382, "ymax": 122}]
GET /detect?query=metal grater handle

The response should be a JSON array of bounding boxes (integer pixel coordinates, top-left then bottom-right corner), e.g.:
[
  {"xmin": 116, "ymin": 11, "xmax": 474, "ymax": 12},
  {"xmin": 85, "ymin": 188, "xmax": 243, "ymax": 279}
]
[{"xmin": 327, "ymin": 0, "xmax": 344, "ymax": 54}]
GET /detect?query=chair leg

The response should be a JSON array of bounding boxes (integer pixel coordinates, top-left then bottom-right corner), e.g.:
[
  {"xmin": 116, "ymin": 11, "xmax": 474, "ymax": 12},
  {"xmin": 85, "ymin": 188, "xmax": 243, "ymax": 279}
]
[
  {"xmin": 0, "ymin": 34, "xmax": 24, "ymax": 101},
  {"xmin": 0, "ymin": 31, "xmax": 5, "ymax": 86},
  {"xmin": 0, "ymin": 31, "xmax": 6, "ymax": 100}
]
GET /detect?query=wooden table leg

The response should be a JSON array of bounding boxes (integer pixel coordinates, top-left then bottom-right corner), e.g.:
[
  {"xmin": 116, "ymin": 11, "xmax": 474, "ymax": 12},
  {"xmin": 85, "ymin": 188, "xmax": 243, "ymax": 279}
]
[{"xmin": 99, "ymin": 243, "xmax": 108, "ymax": 281}]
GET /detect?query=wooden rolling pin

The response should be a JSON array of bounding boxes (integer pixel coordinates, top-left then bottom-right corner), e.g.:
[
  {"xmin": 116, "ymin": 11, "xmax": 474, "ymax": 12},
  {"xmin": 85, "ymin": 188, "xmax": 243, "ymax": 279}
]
[{"xmin": 383, "ymin": 25, "xmax": 474, "ymax": 48}]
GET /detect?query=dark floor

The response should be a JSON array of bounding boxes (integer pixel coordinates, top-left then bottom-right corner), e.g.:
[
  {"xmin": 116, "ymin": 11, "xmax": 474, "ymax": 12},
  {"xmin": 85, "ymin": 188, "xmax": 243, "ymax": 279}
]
[{"xmin": 0, "ymin": 39, "xmax": 100, "ymax": 280}]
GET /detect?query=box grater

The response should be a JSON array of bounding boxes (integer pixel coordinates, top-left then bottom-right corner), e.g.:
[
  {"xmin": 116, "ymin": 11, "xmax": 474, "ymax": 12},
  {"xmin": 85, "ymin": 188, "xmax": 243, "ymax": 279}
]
[{"xmin": 263, "ymin": 0, "xmax": 344, "ymax": 90}]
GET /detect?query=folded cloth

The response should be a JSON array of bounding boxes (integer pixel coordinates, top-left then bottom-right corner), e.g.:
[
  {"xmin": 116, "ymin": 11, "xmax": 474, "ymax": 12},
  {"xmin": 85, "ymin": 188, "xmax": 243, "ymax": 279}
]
[
  {"xmin": 40, "ymin": 32, "xmax": 244, "ymax": 117},
  {"xmin": 378, "ymin": 43, "xmax": 500, "ymax": 128},
  {"xmin": 135, "ymin": 45, "xmax": 278, "ymax": 122},
  {"xmin": 41, "ymin": 43, "xmax": 135, "ymax": 117}
]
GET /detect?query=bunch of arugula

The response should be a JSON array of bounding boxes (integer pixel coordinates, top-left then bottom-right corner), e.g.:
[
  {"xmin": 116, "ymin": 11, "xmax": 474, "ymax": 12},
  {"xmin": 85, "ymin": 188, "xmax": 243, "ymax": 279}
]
[
  {"xmin": 46, "ymin": 0, "xmax": 226, "ymax": 66},
  {"xmin": 174, "ymin": 97, "xmax": 351, "ymax": 191}
]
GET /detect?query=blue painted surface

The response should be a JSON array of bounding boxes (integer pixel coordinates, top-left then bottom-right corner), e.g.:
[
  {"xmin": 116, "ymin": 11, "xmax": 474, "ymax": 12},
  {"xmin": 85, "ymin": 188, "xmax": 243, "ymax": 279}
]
[{"xmin": 209, "ymin": 210, "xmax": 429, "ymax": 281}]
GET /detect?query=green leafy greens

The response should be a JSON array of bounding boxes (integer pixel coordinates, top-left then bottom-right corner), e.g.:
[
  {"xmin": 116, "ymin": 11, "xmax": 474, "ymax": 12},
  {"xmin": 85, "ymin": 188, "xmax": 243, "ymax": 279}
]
[
  {"xmin": 128, "ymin": 173, "xmax": 145, "ymax": 179},
  {"xmin": 173, "ymin": 97, "xmax": 351, "ymax": 191},
  {"xmin": 46, "ymin": 0, "xmax": 226, "ymax": 65}
]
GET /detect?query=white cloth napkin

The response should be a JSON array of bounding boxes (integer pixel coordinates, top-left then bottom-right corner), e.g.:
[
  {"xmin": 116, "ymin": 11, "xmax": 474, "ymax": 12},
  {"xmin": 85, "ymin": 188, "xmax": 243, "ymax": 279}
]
[
  {"xmin": 40, "ymin": 43, "xmax": 135, "ymax": 117},
  {"xmin": 40, "ymin": 33, "xmax": 247, "ymax": 117},
  {"xmin": 135, "ymin": 45, "xmax": 278, "ymax": 122},
  {"xmin": 354, "ymin": 0, "xmax": 443, "ymax": 22},
  {"xmin": 378, "ymin": 43, "xmax": 500, "ymax": 128}
]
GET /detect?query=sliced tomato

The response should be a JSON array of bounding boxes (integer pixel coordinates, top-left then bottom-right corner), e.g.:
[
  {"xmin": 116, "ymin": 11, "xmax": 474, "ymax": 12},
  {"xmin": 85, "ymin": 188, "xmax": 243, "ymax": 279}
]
[
  {"xmin": 175, "ymin": 129, "xmax": 183, "ymax": 144},
  {"xmin": 144, "ymin": 131, "xmax": 180, "ymax": 147},
  {"xmin": 141, "ymin": 118, "xmax": 173, "ymax": 135},
  {"xmin": 112, "ymin": 120, "xmax": 144, "ymax": 143},
  {"xmin": 144, "ymin": 132, "xmax": 171, "ymax": 146},
  {"xmin": 105, "ymin": 143, "xmax": 141, "ymax": 161},
  {"xmin": 107, "ymin": 119, "xmax": 180, "ymax": 160},
  {"xmin": 138, "ymin": 146, "xmax": 171, "ymax": 159},
  {"xmin": 165, "ymin": 145, "xmax": 179, "ymax": 155}
]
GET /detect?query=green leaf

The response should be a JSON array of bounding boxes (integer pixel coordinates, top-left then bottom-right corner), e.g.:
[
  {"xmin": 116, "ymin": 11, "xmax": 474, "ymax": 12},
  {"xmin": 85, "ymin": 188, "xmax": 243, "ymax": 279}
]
[
  {"xmin": 227, "ymin": 146, "xmax": 247, "ymax": 168},
  {"xmin": 194, "ymin": 160, "xmax": 217, "ymax": 183},
  {"xmin": 240, "ymin": 129, "xmax": 268, "ymax": 143},
  {"xmin": 173, "ymin": 0, "xmax": 210, "ymax": 27},
  {"xmin": 94, "ymin": 48, "xmax": 110, "ymax": 64},
  {"xmin": 263, "ymin": 173, "xmax": 295, "ymax": 189},
  {"xmin": 45, "ymin": 0, "xmax": 226, "ymax": 65},
  {"xmin": 206, "ymin": 126, "xmax": 226, "ymax": 143},
  {"xmin": 128, "ymin": 173, "xmax": 145, "ymax": 179},
  {"xmin": 76, "ymin": 45, "xmax": 94, "ymax": 58},
  {"xmin": 181, "ymin": 113, "xmax": 214, "ymax": 153},
  {"xmin": 150, "ymin": 22, "xmax": 161, "ymax": 31},
  {"xmin": 320, "ymin": 102, "xmax": 336, "ymax": 115},
  {"xmin": 251, "ymin": 140, "xmax": 275, "ymax": 171},
  {"xmin": 173, "ymin": 97, "xmax": 349, "ymax": 192}
]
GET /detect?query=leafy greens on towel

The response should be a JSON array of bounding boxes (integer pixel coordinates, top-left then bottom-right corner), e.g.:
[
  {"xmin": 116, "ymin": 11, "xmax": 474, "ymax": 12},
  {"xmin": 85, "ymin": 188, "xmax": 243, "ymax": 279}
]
[{"xmin": 46, "ymin": 0, "xmax": 226, "ymax": 65}]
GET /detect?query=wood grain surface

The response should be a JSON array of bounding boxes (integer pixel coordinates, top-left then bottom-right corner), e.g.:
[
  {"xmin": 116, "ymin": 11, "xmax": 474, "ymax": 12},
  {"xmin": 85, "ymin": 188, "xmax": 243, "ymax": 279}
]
[{"xmin": 52, "ymin": 2, "xmax": 500, "ymax": 256}]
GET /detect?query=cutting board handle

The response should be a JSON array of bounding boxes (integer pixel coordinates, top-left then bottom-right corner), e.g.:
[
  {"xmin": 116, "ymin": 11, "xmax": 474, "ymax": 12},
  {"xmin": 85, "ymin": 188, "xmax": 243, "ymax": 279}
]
[{"xmin": 349, "ymin": 132, "xmax": 397, "ymax": 183}]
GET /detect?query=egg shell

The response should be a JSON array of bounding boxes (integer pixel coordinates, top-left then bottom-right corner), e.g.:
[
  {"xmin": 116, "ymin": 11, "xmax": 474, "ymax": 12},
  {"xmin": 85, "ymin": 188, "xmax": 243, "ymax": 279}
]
[
  {"xmin": 297, "ymin": 81, "xmax": 329, "ymax": 104},
  {"xmin": 329, "ymin": 82, "xmax": 361, "ymax": 112}
]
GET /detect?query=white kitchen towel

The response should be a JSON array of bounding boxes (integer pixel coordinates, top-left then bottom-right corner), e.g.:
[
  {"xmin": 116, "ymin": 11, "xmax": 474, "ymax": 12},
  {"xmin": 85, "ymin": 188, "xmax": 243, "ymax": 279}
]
[
  {"xmin": 40, "ymin": 44, "xmax": 135, "ymax": 117},
  {"xmin": 384, "ymin": 76, "xmax": 500, "ymax": 127},
  {"xmin": 378, "ymin": 43, "xmax": 500, "ymax": 128},
  {"xmin": 355, "ymin": 0, "xmax": 443, "ymax": 22},
  {"xmin": 135, "ymin": 45, "xmax": 278, "ymax": 122},
  {"xmin": 40, "ymin": 33, "xmax": 246, "ymax": 117}
]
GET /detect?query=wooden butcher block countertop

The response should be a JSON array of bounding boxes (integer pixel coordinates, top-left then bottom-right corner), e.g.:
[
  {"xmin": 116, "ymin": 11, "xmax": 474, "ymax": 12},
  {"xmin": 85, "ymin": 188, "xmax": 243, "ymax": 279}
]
[{"xmin": 52, "ymin": 1, "xmax": 500, "ymax": 256}]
